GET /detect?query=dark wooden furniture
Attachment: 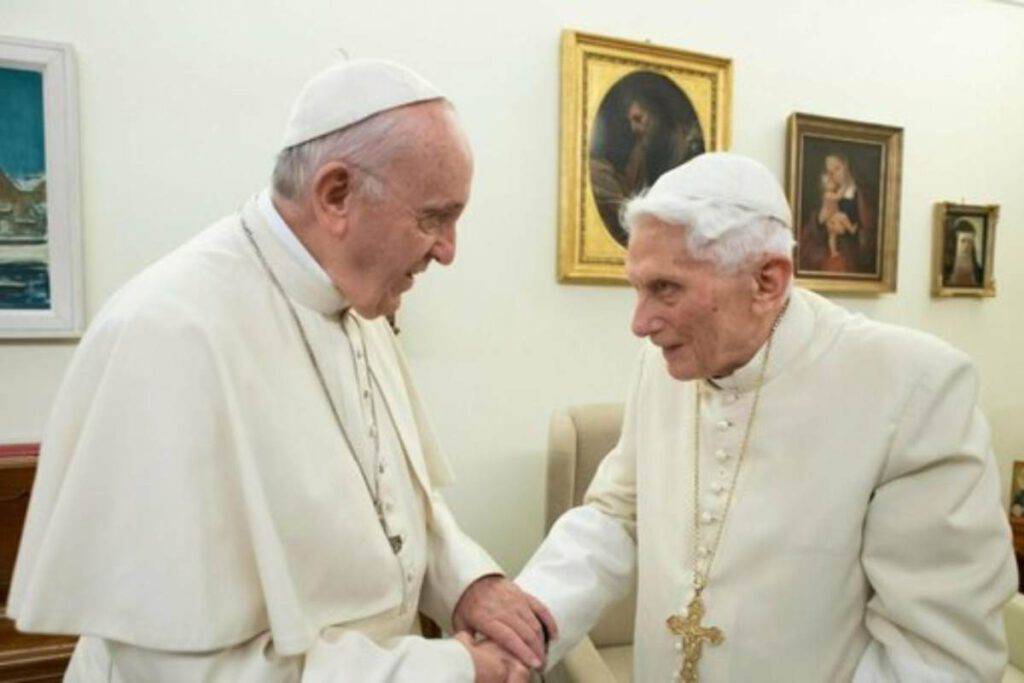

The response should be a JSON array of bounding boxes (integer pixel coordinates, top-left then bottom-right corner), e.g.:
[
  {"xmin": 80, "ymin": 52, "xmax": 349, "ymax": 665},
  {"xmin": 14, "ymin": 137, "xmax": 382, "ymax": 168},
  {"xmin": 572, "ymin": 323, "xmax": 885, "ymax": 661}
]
[{"xmin": 0, "ymin": 445, "xmax": 75, "ymax": 681}]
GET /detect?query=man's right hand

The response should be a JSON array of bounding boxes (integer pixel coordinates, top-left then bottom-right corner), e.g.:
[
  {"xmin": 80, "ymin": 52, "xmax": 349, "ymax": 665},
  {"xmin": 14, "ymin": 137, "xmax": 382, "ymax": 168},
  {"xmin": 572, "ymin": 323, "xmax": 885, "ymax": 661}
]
[{"xmin": 454, "ymin": 632, "xmax": 531, "ymax": 683}]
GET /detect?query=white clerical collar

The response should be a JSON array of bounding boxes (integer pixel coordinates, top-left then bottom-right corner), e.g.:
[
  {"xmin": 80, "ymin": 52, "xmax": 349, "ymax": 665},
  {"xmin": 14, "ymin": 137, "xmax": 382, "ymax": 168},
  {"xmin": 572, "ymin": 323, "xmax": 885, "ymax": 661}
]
[
  {"xmin": 258, "ymin": 188, "xmax": 332, "ymax": 285},
  {"xmin": 703, "ymin": 289, "xmax": 815, "ymax": 394},
  {"xmin": 242, "ymin": 196, "xmax": 349, "ymax": 315}
]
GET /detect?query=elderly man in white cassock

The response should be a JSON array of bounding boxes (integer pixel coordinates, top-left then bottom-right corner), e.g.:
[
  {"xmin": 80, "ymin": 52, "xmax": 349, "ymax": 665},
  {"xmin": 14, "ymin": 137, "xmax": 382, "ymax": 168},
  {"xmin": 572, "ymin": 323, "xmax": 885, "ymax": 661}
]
[
  {"xmin": 518, "ymin": 152, "xmax": 1016, "ymax": 681},
  {"xmin": 8, "ymin": 60, "xmax": 555, "ymax": 682}
]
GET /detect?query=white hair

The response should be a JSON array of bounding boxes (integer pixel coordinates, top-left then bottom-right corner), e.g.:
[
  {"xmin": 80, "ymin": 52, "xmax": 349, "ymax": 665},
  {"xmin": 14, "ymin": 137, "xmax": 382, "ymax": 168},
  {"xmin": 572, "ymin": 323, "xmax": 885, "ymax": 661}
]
[
  {"xmin": 271, "ymin": 99, "xmax": 449, "ymax": 201},
  {"xmin": 622, "ymin": 195, "xmax": 795, "ymax": 272}
]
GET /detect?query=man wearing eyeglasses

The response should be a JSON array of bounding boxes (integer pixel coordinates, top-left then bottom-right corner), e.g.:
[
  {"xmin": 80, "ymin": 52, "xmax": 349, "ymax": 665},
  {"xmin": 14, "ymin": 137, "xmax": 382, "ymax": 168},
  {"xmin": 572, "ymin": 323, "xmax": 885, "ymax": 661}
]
[{"xmin": 10, "ymin": 59, "xmax": 553, "ymax": 683}]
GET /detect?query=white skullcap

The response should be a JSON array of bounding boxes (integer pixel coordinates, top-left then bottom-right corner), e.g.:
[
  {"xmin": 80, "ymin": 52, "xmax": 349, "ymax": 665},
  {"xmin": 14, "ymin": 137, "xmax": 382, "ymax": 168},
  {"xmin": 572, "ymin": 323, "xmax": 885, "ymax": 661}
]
[
  {"xmin": 625, "ymin": 152, "xmax": 793, "ymax": 232},
  {"xmin": 281, "ymin": 59, "xmax": 444, "ymax": 149}
]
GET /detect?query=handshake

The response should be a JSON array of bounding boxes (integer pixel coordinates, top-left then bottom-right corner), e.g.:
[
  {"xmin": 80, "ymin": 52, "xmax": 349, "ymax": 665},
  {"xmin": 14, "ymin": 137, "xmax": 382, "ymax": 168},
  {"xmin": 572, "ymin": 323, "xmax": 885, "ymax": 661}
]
[{"xmin": 451, "ymin": 575, "xmax": 558, "ymax": 683}]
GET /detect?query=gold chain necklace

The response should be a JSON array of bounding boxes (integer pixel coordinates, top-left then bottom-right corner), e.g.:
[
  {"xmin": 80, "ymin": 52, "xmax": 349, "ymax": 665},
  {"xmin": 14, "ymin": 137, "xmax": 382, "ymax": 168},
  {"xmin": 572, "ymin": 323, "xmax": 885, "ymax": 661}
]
[{"xmin": 667, "ymin": 301, "xmax": 788, "ymax": 682}]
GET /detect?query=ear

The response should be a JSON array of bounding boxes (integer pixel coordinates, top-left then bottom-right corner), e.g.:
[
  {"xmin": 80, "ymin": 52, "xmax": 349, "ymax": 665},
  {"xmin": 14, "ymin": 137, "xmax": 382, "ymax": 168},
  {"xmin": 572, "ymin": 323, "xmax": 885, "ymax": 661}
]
[
  {"xmin": 310, "ymin": 161, "xmax": 354, "ymax": 238},
  {"xmin": 751, "ymin": 256, "xmax": 792, "ymax": 314}
]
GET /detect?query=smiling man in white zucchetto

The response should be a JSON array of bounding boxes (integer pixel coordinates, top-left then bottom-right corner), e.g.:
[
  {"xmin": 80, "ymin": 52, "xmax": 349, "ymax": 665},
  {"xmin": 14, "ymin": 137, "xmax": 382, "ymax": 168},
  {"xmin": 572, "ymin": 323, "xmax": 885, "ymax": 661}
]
[{"xmin": 9, "ymin": 59, "xmax": 555, "ymax": 683}]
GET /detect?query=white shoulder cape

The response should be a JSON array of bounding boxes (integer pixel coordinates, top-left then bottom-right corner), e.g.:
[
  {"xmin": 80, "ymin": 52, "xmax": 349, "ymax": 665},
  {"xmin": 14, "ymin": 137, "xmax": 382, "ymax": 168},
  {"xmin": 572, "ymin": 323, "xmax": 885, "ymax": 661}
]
[{"xmin": 9, "ymin": 200, "xmax": 456, "ymax": 656}]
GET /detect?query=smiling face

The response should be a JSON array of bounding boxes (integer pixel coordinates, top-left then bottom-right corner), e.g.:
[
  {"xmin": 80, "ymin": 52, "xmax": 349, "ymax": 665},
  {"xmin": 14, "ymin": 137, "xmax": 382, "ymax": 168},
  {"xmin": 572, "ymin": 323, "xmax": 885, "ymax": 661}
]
[
  {"xmin": 625, "ymin": 217, "xmax": 767, "ymax": 381},
  {"xmin": 314, "ymin": 103, "xmax": 473, "ymax": 319}
]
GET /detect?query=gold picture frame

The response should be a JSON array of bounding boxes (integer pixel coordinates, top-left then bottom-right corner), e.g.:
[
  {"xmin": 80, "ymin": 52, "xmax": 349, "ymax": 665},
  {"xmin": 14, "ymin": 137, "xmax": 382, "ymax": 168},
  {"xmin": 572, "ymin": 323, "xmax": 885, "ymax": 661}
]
[
  {"xmin": 785, "ymin": 113, "xmax": 903, "ymax": 295},
  {"xmin": 557, "ymin": 30, "xmax": 732, "ymax": 285},
  {"xmin": 1009, "ymin": 461, "xmax": 1024, "ymax": 556},
  {"xmin": 932, "ymin": 202, "xmax": 998, "ymax": 297}
]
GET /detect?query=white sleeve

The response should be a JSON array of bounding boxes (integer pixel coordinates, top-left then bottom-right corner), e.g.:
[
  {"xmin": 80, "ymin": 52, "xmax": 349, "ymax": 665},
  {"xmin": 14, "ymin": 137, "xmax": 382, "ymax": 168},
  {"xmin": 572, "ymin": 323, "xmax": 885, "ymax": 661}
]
[
  {"xmin": 852, "ymin": 640, "xmax": 957, "ymax": 683},
  {"xmin": 303, "ymin": 631, "xmax": 474, "ymax": 682},
  {"xmin": 418, "ymin": 491, "xmax": 504, "ymax": 632},
  {"xmin": 67, "ymin": 631, "xmax": 475, "ymax": 683},
  {"xmin": 517, "ymin": 348, "xmax": 646, "ymax": 667},
  {"xmin": 852, "ymin": 357, "xmax": 1016, "ymax": 682},
  {"xmin": 516, "ymin": 505, "xmax": 636, "ymax": 667}
]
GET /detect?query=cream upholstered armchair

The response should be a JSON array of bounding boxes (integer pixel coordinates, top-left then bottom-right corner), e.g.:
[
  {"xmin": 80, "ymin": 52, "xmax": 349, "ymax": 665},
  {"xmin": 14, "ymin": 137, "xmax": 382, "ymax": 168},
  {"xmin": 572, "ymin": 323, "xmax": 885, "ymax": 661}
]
[
  {"xmin": 1005, "ymin": 595, "xmax": 1024, "ymax": 682},
  {"xmin": 545, "ymin": 404, "xmax": 633, "ymax": 683},
  {"xmin": 543, "ymin": 403, "xmax": 1024, "ymax": 683}
]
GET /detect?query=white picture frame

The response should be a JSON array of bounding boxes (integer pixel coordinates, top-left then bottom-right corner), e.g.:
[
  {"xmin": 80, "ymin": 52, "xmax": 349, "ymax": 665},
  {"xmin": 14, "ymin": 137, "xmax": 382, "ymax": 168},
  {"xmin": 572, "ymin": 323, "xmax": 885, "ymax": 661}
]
[{"xmin": 0, "ymin": 36, "xmax": 83, "ymax": 338}]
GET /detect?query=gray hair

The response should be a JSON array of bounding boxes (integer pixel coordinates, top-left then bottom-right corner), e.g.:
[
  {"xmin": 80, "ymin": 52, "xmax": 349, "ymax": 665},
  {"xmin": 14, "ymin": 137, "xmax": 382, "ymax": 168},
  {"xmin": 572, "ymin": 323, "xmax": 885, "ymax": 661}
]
[
  {"xmin": 271, "ymin": 100, "xmax": 447, "ymax": 201},
  {"xmin": 622, "ymin": 197, "xmax": 795, "ymax": 273}
]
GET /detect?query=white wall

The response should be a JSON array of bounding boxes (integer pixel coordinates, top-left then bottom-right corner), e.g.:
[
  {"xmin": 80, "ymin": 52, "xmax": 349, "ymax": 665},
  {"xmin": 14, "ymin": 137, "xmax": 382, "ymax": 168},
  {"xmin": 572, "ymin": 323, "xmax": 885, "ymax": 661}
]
[{"xmin": 1, "ymin": 0, "xmax": 1022, "ymax": 573}]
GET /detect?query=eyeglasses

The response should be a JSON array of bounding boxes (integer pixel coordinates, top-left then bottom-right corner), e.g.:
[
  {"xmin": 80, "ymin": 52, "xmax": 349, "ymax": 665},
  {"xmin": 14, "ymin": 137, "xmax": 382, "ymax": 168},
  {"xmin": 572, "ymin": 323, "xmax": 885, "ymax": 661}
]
[{"xmin": 348, "ymin": 162, "xmax": 459, "ymax": 237}]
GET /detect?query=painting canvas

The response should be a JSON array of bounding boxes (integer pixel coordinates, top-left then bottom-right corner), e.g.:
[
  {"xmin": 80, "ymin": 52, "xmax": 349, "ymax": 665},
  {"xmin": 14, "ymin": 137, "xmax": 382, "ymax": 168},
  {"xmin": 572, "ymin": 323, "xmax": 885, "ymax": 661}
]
[
  {"xmin": 589, "ymin": 70, "xmax": 705, "ymax": 247},
  {"xmin": 558, "ymin": 31, "xmax": 732, "ymax": 284},
  {"xmin": 932, "ymin": 202, "xmax": 998, "ymax": 297},
  {"xmin": 0, "ymin": 36, "xmax": 82, "ymax": 337},
  {"xmin": 1010, "ymin": 461, "xmax": 1024, "ymax": 557},
  {"xmin": 795, "ymin": 138, "xmax": 883, "ymax": 278},
  {"xmin": 0, "ymin": 66, "xmax": 50, "ymax": 310},
  {"xmin": 786, "ymin": 113, "xmax": 903, "ymax": 294},
  {"xmin": 1011, "ymin": 461, "xmax": 1024, "ymax": 519}
]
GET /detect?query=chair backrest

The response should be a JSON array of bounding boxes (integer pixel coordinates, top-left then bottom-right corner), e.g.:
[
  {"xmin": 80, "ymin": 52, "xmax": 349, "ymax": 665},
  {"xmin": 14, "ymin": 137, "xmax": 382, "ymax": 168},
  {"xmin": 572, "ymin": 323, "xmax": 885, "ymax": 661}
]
[{"xmin": 546, "ymin": 403, "xmax": 636, "ymax": 648}]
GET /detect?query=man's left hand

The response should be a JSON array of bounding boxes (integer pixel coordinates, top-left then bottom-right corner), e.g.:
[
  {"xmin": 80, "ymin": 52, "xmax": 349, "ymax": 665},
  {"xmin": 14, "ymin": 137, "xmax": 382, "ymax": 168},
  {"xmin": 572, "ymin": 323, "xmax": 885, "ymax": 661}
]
[{"xmin": 453, "ymin": 575, "xmax": 558, "ymax": 670}]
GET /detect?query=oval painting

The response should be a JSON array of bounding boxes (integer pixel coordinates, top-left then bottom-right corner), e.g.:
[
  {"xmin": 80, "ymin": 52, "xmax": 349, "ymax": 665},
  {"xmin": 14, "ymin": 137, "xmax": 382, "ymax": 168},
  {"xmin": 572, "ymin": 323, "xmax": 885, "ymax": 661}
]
[{"xmin": 589, "ymin": 70, "xmax": 705, "ymax": 247}]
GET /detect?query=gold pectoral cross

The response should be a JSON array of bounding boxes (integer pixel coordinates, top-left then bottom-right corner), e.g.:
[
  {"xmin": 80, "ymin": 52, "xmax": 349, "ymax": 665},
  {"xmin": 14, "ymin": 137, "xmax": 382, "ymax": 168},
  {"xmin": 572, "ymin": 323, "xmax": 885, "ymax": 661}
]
[{"xmin": 666, "ymin": 594, "xmax": 724, "ymax": 682}]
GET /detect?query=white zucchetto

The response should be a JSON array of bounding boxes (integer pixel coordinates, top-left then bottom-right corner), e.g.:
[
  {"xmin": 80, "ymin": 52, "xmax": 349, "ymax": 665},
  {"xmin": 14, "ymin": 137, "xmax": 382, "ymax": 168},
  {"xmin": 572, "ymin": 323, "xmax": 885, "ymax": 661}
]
[
  {"xmin": 626, "ymin": 152, "xmax": 793, "ymax": 233},
  {"xmin": 281, "ymin": 59, "xmax": 443, "ymax": 149}
]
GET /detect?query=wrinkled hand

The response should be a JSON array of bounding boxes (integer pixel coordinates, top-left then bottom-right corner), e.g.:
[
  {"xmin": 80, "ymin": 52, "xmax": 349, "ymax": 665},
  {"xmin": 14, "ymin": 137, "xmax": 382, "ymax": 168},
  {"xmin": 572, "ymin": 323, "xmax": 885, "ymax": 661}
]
[
  {"xmin": 454, "ymin": 633, "xmax": 531, "ymax": 683},
  {"xmin": 453, "ymin": 575, "xmax": 558, "ymax": 670}
]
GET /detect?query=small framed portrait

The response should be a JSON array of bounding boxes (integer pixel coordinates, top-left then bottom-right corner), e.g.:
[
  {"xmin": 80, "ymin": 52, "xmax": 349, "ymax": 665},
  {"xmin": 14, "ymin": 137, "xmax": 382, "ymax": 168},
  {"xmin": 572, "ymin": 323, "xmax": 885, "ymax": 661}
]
[
  {"xmin": 1011, "ymin": 461, "xmax": 1024, "ymax": 519},
  {"xmin": 558, "ymin": 30, "xmax": 732, "ymax": 285},
  {"xmin": 1009, "ymin": 461, "xmax": 1024, "ymax": 555},
  {"xmin": 0, "ymin": 36, "xmax": 83, "ymax": 338},
  {"xmin": 932, "ymin": 202, "xmax": 998, "ymax": 297},
  {"xmin": 785, "ymin": 113, "xmax": 903, "ymax": 295}
]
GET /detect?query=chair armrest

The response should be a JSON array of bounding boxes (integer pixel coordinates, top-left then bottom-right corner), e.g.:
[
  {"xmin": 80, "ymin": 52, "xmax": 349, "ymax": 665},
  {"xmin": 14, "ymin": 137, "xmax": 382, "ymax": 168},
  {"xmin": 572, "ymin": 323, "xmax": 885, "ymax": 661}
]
[
  {"xmin": 1005, "ymin": 594, "xmax": 1024, "ymax": 671},
  {"xmin": 548, "ymin": 637, "xmax": 618, "ymax": 683}
]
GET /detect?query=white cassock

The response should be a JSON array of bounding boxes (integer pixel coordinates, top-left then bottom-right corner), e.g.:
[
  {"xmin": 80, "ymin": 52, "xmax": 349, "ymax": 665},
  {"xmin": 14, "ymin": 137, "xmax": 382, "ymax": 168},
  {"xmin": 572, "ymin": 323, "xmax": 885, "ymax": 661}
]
[
  {"xmin": 519, "ymin": 288, "xmax": 1017, "ymax": 682},
  {"xmin": 8, "ymin": 190, "xmax": 500, "ymax": 681}
]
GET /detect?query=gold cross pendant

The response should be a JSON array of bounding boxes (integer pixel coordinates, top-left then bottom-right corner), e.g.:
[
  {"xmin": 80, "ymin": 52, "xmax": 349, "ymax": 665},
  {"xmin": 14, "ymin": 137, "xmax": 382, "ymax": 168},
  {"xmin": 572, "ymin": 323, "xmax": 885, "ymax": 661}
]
[{"xmin": 666, "ymin": 594, "xmax": 724, "ymax": 682}]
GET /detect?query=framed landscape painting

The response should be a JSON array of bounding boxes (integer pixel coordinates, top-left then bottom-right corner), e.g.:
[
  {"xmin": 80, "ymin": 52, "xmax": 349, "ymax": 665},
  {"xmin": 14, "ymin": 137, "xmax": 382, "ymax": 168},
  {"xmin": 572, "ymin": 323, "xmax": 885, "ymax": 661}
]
[
  {"xmin": 0, "ymin": 36, "xmax": 83, "ymax": 338},
  {"xmin": 558, "ymin": 30, "xmax": 732, "ymax": 284}
]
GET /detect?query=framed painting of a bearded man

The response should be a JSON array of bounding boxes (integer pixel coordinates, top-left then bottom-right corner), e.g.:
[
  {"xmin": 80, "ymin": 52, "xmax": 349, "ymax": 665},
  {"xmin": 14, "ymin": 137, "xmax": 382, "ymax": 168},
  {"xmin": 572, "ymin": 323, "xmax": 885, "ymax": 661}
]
[
  {"xmin": 786, "ymin": 113, "xmax": 903, "ymax": 294},
  {"xmin": 558, "ymin": 30, "xmax": 732, "ymax": 284}
]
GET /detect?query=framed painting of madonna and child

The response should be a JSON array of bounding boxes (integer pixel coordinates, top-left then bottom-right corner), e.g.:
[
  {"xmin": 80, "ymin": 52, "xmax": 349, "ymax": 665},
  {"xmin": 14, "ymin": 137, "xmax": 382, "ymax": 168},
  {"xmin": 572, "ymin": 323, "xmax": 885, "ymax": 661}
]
[{"xmin": 785, "ymin": 113, "xmax": 903, "ymax": 295}]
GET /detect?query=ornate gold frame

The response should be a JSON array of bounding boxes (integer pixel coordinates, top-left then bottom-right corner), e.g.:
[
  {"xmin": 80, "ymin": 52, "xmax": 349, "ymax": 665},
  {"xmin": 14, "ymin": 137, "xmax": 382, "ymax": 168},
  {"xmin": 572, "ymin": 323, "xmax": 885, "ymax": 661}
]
[
  {"xmin": 932, "ymin": 202, "xmax": 998, "ymax": 297},
  {"xmin": 785, "ymin": 113, "xmax": 903, "ymax": 295},
  {"xmin": 557, "ymin": 30, "xmax": 732, "ymax": 285}
]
